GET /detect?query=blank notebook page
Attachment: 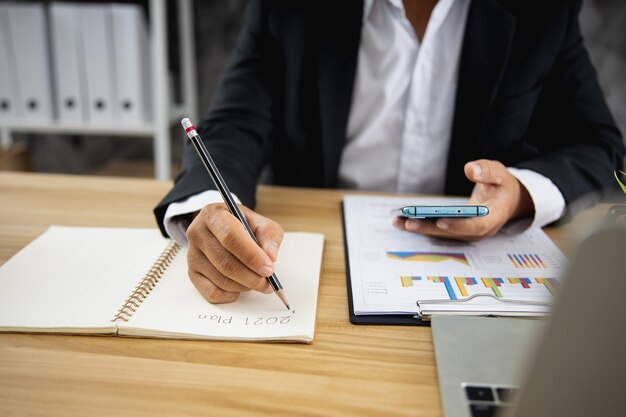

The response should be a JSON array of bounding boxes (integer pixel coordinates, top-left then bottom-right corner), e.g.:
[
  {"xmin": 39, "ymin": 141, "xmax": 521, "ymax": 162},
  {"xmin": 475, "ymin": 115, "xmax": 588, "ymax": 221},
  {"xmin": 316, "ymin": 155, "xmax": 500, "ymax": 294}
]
[{"xmin": 0, "ymin": 226, "xmax": 169, "ymax": 332}]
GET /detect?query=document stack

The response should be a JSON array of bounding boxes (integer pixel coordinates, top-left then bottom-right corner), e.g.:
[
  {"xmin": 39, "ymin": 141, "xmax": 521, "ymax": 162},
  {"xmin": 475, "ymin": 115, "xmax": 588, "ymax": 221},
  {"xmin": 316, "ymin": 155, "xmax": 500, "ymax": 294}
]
[
  {"xmin": 0, "ymin": 1, "xmax": 152, "ymax": 126},
  {"xmin": 0, "ymin": 3, "xmax": 53, "ymax": 122}
]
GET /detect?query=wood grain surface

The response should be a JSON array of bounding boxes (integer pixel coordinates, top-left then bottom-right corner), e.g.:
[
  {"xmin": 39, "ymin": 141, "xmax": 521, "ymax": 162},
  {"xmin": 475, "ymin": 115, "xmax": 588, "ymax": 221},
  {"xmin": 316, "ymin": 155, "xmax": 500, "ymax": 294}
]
[{"xmin": 0, "ymin": 172, "xmax": 609, "ymax": 417}]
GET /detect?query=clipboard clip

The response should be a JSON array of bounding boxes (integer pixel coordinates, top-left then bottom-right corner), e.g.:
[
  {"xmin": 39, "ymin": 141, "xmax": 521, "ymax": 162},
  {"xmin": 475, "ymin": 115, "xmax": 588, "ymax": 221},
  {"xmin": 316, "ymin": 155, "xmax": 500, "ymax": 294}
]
[
  {"xmin": 415, "ymin": 294, "xmax": 553, "ymax": 319},
  {"xmin": 416, "ymin": 293, "xmax": 553, "ymax": 308}
]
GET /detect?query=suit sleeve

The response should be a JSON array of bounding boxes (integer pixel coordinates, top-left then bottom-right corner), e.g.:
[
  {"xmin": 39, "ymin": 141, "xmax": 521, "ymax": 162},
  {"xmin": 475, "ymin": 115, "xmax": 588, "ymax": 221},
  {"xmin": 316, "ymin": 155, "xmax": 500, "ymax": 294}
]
[
  {"xmin": 515, "ymin": 0, "xmax": 625, "ymax": 222},
  {"xmin": 154, "ymin": 0, "xmax": 278, "ymax": 236}
]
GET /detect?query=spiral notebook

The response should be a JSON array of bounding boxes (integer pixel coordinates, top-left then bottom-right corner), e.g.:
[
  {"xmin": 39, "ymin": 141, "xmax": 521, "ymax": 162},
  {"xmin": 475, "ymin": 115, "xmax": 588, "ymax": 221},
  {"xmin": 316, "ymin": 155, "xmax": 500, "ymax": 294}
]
[{"xmin": 0, "ymin": 226, "xmax": 324, "ymax": 342}]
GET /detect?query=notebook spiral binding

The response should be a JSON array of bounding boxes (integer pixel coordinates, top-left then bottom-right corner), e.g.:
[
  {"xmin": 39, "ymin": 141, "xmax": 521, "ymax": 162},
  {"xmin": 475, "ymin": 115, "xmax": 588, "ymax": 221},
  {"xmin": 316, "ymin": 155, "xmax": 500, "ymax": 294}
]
[{"xmin": 111, "ymin": 241, "xmax": 181, "ymax": 322}]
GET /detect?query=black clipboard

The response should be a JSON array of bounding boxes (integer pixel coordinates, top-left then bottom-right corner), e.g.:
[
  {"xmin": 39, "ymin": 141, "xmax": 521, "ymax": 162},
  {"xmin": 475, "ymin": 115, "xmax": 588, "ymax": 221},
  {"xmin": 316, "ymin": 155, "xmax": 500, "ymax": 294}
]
[{"xmin": 341, "ymin": 201, "xmax": 429, "ymax": 326}]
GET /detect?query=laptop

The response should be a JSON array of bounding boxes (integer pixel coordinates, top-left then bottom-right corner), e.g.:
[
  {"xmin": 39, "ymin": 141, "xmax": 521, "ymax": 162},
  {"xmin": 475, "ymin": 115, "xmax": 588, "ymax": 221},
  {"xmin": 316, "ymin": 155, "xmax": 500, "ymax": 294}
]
[{"xmin": 432, "ymin": 213, "xmax": 626, "ymax": 417}]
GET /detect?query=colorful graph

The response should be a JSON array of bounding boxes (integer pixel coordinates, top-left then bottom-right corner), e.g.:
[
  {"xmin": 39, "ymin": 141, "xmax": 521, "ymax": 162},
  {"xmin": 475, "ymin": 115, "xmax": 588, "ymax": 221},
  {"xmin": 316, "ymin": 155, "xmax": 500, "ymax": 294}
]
[
  {"xmin": 386, "ymin": 251, "xmax": 470, "ymax": 266},
  {"xmin": 400, "ymin": 275, "xmax": 422, "ymax": 287},
  {"xmin": 535, "ymin": 278, "xmax": 559, "ymax": 295},
  {"xmin": 455, "ymin": 277, "xmax": 478, "ymax": 296},
  {"xmin": 508, "ymin": 277, "xmax": 532, "ymax": 288},
  {"xmin": 427, "ymin": 276, "xmax": 457, "ymax": 300},
  {"xmin": 398, "ymin": 275, "xmax": 560, "ymax": 301},
  {"xmin": 508, "ymin": 253, "xmax": 547, "ymax": 268},
  {"xmin": 482, "ymin": 277, "xmax": 504, "ymax": 298}
]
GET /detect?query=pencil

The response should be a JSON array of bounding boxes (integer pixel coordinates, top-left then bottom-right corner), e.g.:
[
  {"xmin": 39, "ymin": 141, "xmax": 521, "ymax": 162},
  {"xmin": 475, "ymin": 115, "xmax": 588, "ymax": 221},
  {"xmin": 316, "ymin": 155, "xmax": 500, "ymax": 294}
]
[{"xmin": 180, "ymin": 118, "xmax": 291, "ymax": 310}]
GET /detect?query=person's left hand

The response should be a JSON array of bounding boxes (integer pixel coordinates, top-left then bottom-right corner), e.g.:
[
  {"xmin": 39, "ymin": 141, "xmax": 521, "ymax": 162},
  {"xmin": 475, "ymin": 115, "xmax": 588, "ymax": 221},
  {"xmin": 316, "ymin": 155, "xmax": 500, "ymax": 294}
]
[{"xmin": 392, "ymin": 159, "xmax": 534, "ymax": 241}]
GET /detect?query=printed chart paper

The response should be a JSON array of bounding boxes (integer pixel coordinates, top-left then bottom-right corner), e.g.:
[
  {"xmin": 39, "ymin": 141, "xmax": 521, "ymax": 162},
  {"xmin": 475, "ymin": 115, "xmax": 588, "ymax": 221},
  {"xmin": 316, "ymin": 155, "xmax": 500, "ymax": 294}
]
[{"xmin": 343, "ymin": 195, "xmax": 568, "ymax": 316}]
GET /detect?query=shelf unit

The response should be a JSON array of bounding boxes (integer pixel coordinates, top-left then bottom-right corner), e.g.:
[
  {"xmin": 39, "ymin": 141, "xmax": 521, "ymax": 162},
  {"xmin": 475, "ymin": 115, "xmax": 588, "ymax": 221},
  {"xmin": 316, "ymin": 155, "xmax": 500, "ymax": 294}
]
[{"xmin": 0, "ymin": 0, "xmax": 197, "ymax": 181}]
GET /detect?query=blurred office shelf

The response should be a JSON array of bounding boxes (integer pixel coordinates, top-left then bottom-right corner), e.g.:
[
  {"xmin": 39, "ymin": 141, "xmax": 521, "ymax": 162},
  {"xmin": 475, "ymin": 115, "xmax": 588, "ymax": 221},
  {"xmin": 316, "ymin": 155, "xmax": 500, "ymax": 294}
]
[
  {"xmin": 0, "ymin": 104, "xmax": 188, "ymax": 137},
  {"xmin": 92, "ymin": 158, "xmax": 181, "ymax": 179},
  {"xmin": 0, "ymin": 0, "xmax": 197, "ymax": 181}
]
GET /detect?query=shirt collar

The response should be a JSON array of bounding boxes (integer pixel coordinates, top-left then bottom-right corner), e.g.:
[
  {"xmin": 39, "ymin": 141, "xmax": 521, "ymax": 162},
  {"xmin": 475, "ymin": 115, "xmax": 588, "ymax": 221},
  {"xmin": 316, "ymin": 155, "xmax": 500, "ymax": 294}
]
[
  {"xmin": 363, "ymin": 0, "xmax": 461, "ymax": 34},
  {"xmin": 364, "ymin": 0, "xmax": 446, "ymax": 22},
  {"xmin": 363, "ymin": 0, "xmax": 405, "ymax": 22},
  {"xmin": 363, "ymin": 0, "xmax": 374, "ymax": 19},
  {"xmin": 386, "ymin": 0, "xmax": 404, "ymax": 9}
]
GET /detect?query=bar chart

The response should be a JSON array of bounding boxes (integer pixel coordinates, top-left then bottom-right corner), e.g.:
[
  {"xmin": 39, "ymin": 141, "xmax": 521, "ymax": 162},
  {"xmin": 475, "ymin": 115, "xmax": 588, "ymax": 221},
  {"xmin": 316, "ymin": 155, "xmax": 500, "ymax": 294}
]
[
  {"xmin": 387, "ymin": 252, "xmax": 470, "ymax": 266},
  {"xmin": 398, "ymin": 275, "xmax": 559, "ymax": 301}
]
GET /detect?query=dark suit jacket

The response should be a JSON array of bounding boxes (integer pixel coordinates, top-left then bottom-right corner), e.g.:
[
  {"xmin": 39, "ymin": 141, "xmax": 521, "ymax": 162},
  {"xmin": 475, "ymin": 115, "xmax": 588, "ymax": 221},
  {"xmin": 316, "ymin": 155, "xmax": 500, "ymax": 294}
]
[{"xmin": 155, "ymin": 0, "xmax": 625, "ymax": 236}]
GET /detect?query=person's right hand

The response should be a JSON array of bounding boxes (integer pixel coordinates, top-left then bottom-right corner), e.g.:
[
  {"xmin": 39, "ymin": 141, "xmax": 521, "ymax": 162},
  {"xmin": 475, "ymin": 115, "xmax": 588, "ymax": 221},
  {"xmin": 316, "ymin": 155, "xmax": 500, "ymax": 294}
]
[{"xmin": 185, "ymin": 203, "xmax": 284, "ymax": 304}]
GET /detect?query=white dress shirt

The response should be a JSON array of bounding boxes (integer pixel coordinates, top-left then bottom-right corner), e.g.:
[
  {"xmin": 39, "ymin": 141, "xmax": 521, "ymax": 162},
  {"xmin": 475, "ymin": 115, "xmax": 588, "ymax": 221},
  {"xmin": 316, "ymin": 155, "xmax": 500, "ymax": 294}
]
[
  {"xmin": 164, "ymin": 0, "xmax": 565, "ymax": 244},
  {"xmin": 340, "ymin": 0, "xmax": 468, "ymax": 193}
]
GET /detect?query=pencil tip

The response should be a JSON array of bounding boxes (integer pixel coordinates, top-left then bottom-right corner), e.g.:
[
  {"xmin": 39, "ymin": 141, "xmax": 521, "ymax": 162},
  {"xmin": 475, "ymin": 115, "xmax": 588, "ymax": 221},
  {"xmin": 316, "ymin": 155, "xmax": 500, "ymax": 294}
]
[{"xmin": 275, "ymin": 289, "xmax": 290, "ymax": 310}]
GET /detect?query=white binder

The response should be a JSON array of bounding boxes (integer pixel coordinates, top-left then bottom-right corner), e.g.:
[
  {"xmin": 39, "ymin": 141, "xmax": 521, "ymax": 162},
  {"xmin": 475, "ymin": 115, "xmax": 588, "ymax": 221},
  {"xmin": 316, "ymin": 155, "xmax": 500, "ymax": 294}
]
[
  {"xmin": 0, "ymin": 6, "xmax": 19, "ymax": 122},
  {"xmin": 111, "ymin": 3, "xmax": 152, "ymax": 125},
  {"xmin": 50, "ymin": 3, "xmax": 87, "ymax": 124},
  {"xmin": 80, "ymin": 4, "xmax": 117, "ymax": 124},
  {"xmin": 4, "ymin": 3, "xmax": 54, "ymax": 122}
]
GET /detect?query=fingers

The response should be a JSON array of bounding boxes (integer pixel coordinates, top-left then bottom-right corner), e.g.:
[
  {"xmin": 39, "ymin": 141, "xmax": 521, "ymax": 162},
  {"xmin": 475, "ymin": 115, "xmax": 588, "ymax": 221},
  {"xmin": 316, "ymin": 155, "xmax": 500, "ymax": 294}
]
[
  {"xmin": 185, "ymin": 203, "xmax": 278, "ymax": 304},
  {"xmin": 200, "ymin": 230, "xmax": 272, "ymax": 291},
  {"xmin": 394, "ymin": 159, "xmax": 524, "ymax": 242},
  {"xmin": 189, "ymin": 269, "xmax": 240, "ymax": 304},
  {"xmin": 392, "ymin": 216, "xmax": 407, "ymax": 230},
  {"xmin": 430, "ymin": 217, "xmax": 500, "ymax": 236},
  {"xmin": 202, "ymin": 204, "xmax": 275, "ymax": 275},
  {"xmin": 465, "ymin": 160, "xmax": 506, "ymax": 186},
  {"xmin": 187, "ymin": 245, "xmax": 250, "ymax": 293},
  {"xmin": 407, "ymin": 218, "xmax": 498, "ymax": 240},
  {"xmin": 393, "ymin": 216, "xmax": 500, "ymax": 242},
  {"xmin": 240, "ymin": 205, "xmax": 284, "ymax": 262}
]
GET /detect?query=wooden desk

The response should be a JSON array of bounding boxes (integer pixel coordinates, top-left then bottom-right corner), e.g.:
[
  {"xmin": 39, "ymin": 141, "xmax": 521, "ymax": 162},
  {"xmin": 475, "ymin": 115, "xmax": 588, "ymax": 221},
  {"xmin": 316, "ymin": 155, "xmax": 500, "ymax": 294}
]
[{"xmin": 0, "ymin": 172, "xmax": 609, "ymax": 417}]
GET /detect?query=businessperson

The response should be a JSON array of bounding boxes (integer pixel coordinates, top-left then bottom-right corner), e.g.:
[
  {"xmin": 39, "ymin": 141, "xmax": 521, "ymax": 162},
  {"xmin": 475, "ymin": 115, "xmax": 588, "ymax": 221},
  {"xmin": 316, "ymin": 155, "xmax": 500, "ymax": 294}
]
[{"xmin": 155, "ymin": 0, "xmax": 625, "ymax": 304}]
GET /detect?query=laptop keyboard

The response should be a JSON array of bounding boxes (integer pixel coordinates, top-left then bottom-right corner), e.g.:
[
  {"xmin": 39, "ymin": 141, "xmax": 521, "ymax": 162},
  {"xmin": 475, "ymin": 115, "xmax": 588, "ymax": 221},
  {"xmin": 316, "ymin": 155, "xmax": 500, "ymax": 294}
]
[{"xmin": 464, "ymin": 384, "xmax": 518, "ymax": 417}]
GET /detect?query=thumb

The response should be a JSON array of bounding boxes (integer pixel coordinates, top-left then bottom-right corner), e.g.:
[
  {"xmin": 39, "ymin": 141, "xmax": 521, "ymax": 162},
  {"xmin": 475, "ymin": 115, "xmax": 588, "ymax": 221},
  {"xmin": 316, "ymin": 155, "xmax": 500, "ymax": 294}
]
[
  {"xmin": 464, "ymin": 160, "xmax": 504, "ymax": 185},
  {"xmin": 241, "ymin": 206, "xmax": 284, "ymax": 262}
]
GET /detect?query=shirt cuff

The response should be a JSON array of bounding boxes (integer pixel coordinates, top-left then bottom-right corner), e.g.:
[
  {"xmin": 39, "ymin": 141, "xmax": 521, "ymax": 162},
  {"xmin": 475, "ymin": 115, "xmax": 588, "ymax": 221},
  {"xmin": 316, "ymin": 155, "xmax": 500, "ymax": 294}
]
[
  {"xmin": 504, "ymin": 167, "xmax": 566, "ymax": 234},
  {"xmin": 163, "ymin": 190, "xmax": 241, "ymax": 245}
]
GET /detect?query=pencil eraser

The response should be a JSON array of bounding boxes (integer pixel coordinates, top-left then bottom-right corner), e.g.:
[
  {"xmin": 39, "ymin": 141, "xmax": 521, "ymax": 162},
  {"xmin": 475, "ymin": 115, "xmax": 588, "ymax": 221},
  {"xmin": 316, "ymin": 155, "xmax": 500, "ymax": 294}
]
[{"xmin": 181, "ymin": 118, "xmax": 197, "ymax": 138}]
